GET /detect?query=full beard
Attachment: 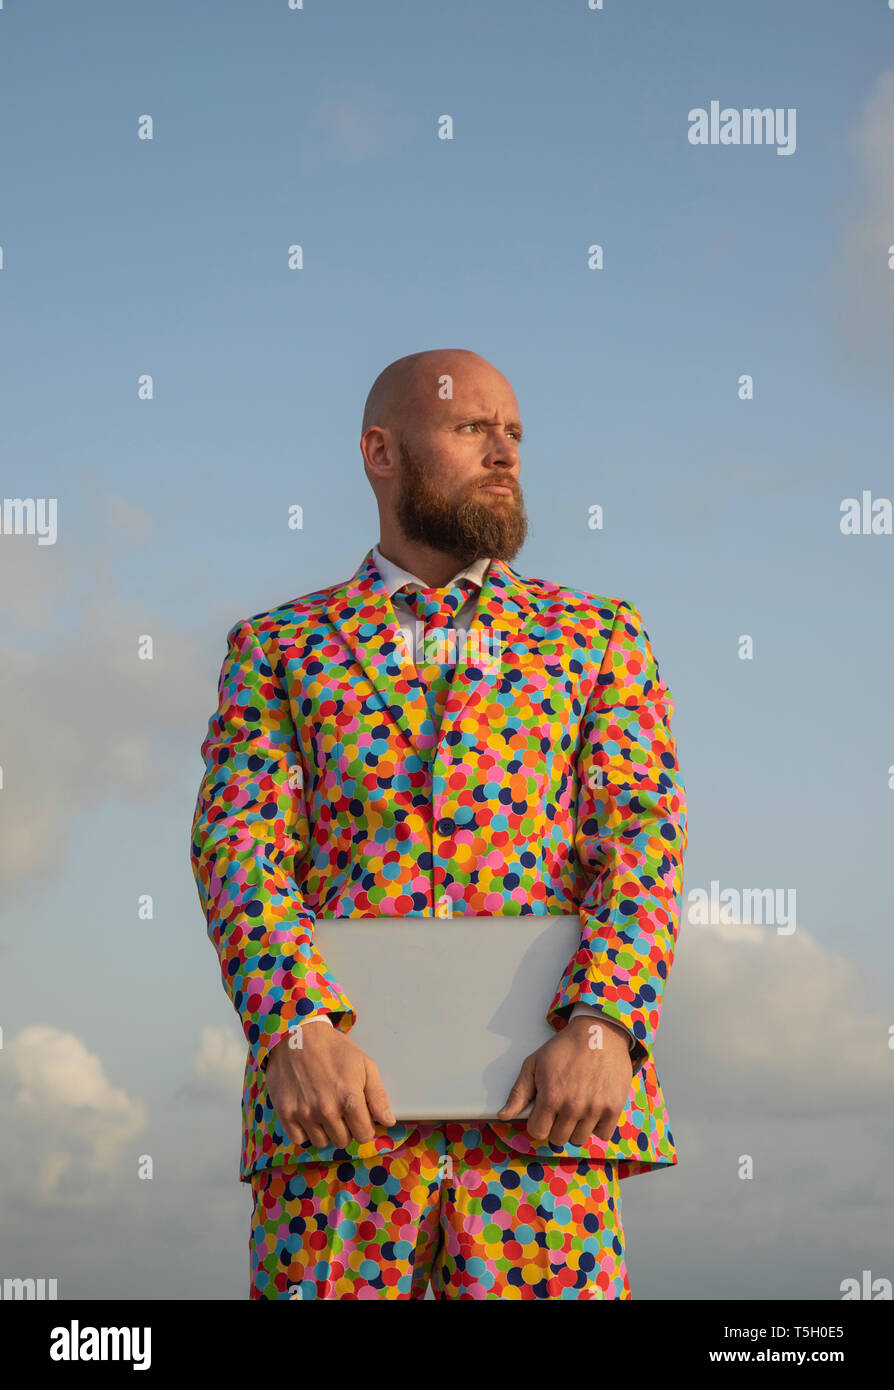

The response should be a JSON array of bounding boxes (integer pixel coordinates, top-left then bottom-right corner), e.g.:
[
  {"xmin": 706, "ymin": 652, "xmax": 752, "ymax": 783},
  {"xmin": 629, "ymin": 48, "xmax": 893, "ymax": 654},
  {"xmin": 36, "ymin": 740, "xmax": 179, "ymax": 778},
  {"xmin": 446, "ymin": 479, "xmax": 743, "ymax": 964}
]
[{"xmin": 395, "ymin": 437, "xmax": 528, "ymax": 565}]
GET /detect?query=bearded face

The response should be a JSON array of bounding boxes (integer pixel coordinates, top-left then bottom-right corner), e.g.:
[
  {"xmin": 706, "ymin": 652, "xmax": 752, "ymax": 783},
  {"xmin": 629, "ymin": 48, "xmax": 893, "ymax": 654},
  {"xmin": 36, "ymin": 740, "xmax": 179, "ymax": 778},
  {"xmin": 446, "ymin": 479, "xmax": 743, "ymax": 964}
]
[{"xmin": 395, "ymin": 435, "xmax": 528, "ymax": 566}]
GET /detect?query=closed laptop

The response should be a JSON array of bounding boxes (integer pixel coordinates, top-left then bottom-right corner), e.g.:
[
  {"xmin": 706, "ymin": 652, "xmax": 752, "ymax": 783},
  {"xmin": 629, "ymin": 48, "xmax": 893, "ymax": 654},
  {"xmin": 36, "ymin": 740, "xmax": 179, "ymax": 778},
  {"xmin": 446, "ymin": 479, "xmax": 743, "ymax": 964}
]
[{"xmin": 311, "ymin": 914, "xmax": 582, "ymax": 1120}]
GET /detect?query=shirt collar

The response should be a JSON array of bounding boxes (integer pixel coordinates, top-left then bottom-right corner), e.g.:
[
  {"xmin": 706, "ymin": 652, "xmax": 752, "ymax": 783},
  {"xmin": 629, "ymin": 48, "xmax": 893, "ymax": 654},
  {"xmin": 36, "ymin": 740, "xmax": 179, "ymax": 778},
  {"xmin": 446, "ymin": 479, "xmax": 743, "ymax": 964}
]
[{"xmin": 372, "ymin": 542, "xmax": 490, "ymax": 596}]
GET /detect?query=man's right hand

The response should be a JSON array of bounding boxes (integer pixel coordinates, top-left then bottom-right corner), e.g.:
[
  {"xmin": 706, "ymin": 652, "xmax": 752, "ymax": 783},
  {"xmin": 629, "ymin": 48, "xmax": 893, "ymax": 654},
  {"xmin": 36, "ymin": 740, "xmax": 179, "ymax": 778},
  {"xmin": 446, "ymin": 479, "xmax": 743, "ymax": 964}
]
[{"xmin": 265, "ymin": 1022, "xmax": 396, "ymax": 1150}]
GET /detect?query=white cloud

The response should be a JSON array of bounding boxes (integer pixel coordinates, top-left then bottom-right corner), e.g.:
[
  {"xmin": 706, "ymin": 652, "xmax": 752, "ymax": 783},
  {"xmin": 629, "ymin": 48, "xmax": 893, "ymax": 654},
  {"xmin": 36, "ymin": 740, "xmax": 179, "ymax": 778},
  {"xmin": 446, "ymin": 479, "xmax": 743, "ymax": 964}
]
[
  {"xmin": 664, "ymin": 918, "xmax": 887, "ymax": 1118},
  {"xmin": 193, "ymin": 1025, "xmax": 247, "ymax": 1092},
  {"xmin": 3, "ymin": 1026, "xmax": 147, "ymax": 1200}
]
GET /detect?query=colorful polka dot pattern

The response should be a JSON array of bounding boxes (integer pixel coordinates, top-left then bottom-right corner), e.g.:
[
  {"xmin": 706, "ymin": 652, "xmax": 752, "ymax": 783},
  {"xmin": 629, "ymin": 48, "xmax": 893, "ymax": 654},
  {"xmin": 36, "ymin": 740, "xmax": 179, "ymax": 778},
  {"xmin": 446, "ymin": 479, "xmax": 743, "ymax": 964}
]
[
  {"xmin": 249, "ymin": 1123, "xmax": 629, "ymax": 1300},
  {"xmin": 190, "ymin": 548, "xmax": 687, "ymax": 1182}
]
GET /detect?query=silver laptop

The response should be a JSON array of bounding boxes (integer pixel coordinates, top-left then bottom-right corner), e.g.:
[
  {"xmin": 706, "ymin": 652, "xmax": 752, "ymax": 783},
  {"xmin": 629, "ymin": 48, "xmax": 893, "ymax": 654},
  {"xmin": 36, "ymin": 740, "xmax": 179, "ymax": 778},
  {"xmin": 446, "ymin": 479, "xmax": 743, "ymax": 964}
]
[{"xmin": 312, "ymin": 914, "xmax": 582, "ymax": 1120}]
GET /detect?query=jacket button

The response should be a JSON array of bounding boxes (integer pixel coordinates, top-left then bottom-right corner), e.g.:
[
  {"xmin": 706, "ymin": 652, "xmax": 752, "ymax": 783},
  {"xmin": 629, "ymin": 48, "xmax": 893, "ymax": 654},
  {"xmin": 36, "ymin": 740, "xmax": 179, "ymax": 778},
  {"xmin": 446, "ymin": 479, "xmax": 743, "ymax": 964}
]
[{"xmin": 436, "ymin": 817, "xmax": 454, "ymax": 835}]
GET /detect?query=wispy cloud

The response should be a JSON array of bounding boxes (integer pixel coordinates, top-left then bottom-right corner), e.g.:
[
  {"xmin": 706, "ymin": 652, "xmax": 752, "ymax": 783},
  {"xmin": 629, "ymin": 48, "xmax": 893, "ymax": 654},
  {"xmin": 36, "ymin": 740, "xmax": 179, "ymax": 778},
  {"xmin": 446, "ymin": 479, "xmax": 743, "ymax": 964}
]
[
  {"xmin": 2, "ymin": 1026, "xmax": 147, "ymax": 1202},
  {"xmin": 0, "ymin": 496, "xmax": 216, "ymax": 891},
  {"xmin": 192, "ymin": 1025, "xmax": 246, "ymax": 1093},
  {"xmin": 828, "ymin": 68, "xmax": 894, "ymax": 367},
  {"xmin": 298, "ymin": 81, "xmax": 396, "ymax": 169},
  {"xmin": 666, "ymin": 917, "xmax": 887, "ymax": 1118}
]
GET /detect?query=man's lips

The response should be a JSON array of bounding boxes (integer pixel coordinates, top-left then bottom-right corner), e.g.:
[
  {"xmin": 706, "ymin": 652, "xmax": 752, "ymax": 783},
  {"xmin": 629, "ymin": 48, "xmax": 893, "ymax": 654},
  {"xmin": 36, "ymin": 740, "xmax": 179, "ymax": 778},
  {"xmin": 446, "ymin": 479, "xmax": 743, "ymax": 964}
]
[{"xmin": 480, "ymin": 483, "xmax": 514, "ymax": 495}]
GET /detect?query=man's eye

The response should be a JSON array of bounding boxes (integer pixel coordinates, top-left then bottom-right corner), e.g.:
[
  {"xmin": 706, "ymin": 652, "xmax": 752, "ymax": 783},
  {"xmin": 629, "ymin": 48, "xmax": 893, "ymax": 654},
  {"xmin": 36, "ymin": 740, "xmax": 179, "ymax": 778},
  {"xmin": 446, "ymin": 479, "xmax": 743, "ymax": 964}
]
[{"xmin": 458, "ymin": 422, "xmax": 521, "ymax": 440}]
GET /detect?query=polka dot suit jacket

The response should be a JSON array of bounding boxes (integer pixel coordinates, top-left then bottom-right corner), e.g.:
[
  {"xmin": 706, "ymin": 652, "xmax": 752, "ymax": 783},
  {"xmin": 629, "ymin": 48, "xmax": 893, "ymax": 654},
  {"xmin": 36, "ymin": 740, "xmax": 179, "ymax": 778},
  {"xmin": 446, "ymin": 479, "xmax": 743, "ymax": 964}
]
[{"xmin": 190, "ymin": 548, "xmax": 688, "ymax": 1183}]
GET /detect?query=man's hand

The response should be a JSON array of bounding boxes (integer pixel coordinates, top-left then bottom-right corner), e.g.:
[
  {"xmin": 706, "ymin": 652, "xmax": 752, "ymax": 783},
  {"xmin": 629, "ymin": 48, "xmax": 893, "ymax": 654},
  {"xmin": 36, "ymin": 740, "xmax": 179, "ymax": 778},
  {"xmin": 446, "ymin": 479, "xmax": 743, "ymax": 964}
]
[
  {"xmin": 265, "ymin": 1023, "xmax": 396, "ymax": 1150},
  {"xmin": 497, "ymin": 1015, "xmax": 634, "ymax": 1146}
]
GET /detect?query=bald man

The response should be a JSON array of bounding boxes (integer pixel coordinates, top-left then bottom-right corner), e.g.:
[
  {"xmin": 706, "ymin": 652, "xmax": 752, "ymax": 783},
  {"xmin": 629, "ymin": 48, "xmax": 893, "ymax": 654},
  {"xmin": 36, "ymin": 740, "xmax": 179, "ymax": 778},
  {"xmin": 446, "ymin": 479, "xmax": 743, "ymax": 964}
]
[{"xmin": 190, "ymin": 349, "xmax": 687, "ymax": 1299}]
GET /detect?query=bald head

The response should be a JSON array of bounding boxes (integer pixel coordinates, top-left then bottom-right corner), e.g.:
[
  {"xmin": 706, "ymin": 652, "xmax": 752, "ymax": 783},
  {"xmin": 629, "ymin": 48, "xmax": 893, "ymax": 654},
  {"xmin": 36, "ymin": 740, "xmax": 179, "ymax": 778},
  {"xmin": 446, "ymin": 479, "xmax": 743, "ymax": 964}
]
[{"xmin": 361, "ymin": 348, "xmax": 501, "ymax": 437}]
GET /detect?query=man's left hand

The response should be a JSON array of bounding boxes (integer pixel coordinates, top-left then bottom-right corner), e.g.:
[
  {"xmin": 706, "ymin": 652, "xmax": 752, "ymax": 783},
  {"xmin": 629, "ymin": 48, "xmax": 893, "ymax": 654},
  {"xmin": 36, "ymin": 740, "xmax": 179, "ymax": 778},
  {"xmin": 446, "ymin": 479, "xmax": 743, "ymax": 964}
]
[{"xmin": 497, "ymin": 1015, "xmax": 634, "ymax": 1146}]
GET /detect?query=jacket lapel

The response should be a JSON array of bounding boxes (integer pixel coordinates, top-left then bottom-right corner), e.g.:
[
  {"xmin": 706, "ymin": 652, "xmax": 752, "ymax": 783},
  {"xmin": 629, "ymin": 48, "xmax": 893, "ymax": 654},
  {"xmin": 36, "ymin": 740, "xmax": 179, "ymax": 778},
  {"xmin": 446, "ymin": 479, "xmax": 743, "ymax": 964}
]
[{"xmin": 324, "ymin": 548, "xmax": 538, "ymax": 758}]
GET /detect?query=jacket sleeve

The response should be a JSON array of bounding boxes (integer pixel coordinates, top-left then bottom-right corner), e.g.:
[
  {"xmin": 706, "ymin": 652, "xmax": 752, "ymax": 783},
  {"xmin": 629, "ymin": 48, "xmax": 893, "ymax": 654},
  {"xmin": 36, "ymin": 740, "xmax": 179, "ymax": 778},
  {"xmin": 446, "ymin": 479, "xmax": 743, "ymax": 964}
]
[
  {"xmin": 548, "ymin": 599, "xmax": 687, "ymax": 1076},
  {"xmin": 190, "ymin": 616, "xmax": 356, "ymax": 1073}
]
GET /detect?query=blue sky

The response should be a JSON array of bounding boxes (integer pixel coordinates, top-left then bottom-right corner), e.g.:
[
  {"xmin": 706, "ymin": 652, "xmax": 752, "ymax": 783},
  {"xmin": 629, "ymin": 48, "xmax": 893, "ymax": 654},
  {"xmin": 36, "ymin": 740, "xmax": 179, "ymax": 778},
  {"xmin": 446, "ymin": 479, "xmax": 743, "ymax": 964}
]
[{"xmin": 1, "ymin": 0, "xmax": 892, "ymax": 1300}]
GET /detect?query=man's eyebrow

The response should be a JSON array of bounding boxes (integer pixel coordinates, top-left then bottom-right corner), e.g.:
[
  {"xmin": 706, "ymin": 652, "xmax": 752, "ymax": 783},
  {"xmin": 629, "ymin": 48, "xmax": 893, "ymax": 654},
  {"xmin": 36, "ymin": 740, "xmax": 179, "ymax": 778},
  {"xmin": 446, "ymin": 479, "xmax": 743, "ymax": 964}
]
[{"xmin": 454, "ymin": 414, "xmax": 524, "ymax": 437}]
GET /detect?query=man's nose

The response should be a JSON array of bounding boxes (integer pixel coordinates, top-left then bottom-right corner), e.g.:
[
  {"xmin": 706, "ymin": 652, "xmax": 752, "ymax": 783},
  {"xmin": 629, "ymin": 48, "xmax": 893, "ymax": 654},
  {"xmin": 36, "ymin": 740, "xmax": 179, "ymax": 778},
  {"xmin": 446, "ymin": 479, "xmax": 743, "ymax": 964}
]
[{"xmin": 483, "ymin": 437, "xmax": 520, "ymax": 469}]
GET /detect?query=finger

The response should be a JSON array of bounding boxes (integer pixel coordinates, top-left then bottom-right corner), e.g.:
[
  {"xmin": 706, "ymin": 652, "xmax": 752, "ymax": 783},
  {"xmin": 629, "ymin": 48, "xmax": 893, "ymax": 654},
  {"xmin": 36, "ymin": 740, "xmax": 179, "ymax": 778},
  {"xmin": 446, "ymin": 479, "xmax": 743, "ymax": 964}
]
[
  {"xmin": 316, "ymin": 1108, "xmax": 351, "ymax": 1150},
  {"xmin": 546, "ymin": 1105, "xmax": 586, "ymax": 1148},
  {"xmin": 365, "ymin": 1074, "xmax": 397, "ymax": 1127},
  {"xmin": 342, "ymin": 1091, "xmax": 376, "ymax": 1145},
  {"xmin": 568, "ymin": 1112, "xmax": 602, "ymax": 1147},
  {"xmin": 592, "ymin": 1107, "xmax": 617, "ymax": 1142},
  {"xmin": 280, "ymin": 1119, "xmax": 308, "ymax": 1148},
  {"xmin": 283, "ymin": 1082, "xmax": 318, "ymax": 1147},
  {"xmin": 497, "ymin": 1067, "xmax": 535, "ymax": 1119},
  {"xmin": 303, "ymin": 1118, "xmax": 335, "ymax": 1149},
  {"xmin": 525, "ymin": 1097, "xmax": 558, "ymax": 1145}
]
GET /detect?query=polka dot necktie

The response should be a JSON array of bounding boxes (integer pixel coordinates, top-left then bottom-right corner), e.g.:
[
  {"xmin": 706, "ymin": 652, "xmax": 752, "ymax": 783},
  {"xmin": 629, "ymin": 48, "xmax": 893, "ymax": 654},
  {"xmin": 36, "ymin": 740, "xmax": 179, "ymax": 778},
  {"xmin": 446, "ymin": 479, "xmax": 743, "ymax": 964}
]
[{"xmin": 392, "ymin": 578, "xmax": 479, "ymax": 748}]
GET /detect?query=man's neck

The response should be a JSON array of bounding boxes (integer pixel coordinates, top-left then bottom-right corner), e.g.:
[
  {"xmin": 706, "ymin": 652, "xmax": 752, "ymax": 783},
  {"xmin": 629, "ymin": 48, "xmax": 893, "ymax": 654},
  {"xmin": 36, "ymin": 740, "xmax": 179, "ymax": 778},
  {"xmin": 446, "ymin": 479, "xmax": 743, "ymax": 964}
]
[{"xmin": 376, "ymin": 539, "xmax": 481, "ymax": 589}]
